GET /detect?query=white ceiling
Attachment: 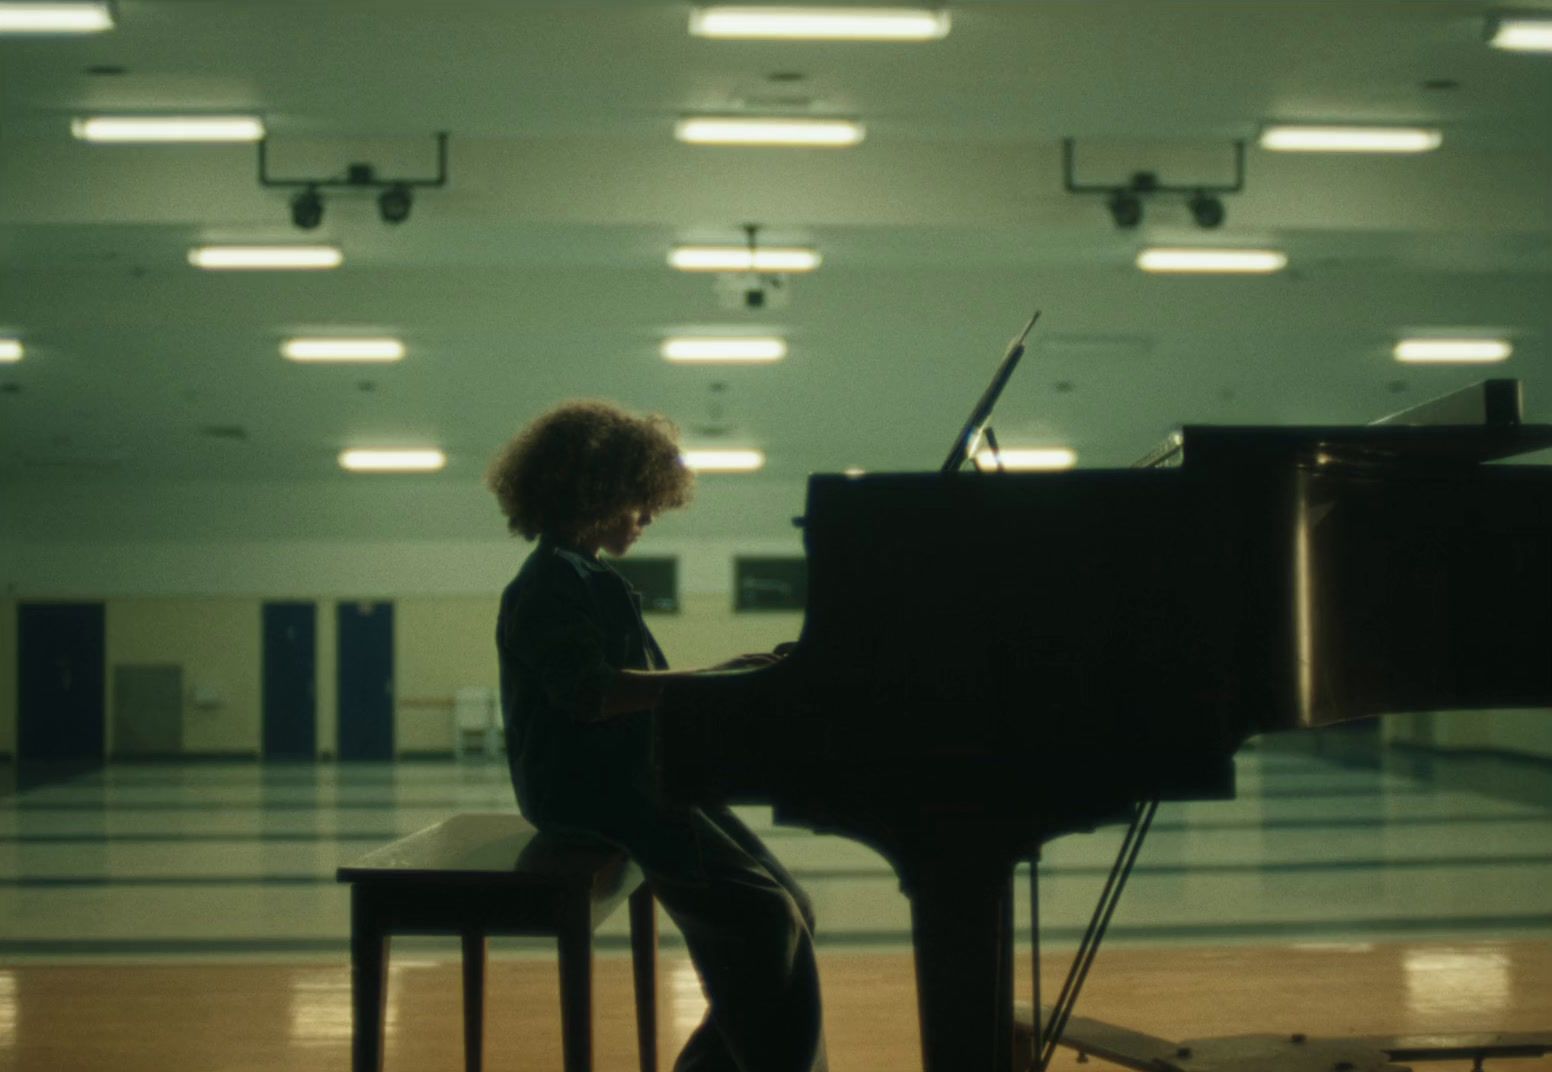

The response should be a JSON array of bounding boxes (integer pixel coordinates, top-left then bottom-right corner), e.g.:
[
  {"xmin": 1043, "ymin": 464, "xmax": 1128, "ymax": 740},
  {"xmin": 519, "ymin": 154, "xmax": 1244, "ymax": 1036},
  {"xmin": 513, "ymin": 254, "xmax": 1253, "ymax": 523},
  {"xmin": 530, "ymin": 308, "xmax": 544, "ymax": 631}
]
[{"xmin": 2, "ymin": 0, "xmax": 1550, "ymax": 484}]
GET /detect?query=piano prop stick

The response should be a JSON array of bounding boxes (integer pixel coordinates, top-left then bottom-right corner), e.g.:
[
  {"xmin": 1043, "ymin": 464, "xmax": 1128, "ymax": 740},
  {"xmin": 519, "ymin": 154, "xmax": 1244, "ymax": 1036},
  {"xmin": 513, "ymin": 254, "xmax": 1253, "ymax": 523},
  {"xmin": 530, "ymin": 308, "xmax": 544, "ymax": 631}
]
[
  {"xmin": 654, "ymin": 353, "xmax": 1552, "ymax": 1072},
  {"xmin": 941, "ymin": 308, "xmax": 1041, "ymax": 473}
]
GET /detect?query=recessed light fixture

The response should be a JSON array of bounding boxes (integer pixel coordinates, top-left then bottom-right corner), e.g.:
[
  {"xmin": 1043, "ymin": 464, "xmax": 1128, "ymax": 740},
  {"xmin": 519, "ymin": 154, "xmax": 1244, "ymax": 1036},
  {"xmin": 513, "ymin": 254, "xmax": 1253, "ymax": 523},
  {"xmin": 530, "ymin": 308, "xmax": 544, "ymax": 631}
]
[
  {"xmin": 0, "ymin": 2, "xmax": 113, "ymax": 33},
  {"xmin": 1259, "ymin": 125, "xmax": 1443, "ymax": 153},
  {"xmin": 188, "ymin": 245, "xmax": 343, "ymax": 270},
  {"xmin": 681, "ymin": 449, "xmax": 766, "ymax": 472},
  {"xmin": 283, "ymin": 338, "xmax": 405, "ymax": 363},
  {"xmin": 675, "ymin": 116, "xmax": 865, "ymax": 147},
  {"xmin": 669, "ymin": 246, "xmax": 822, "ymax": 273},
  {"xmin": 1136, "ymin": 248, "xmax": 1289, "ymax": 274},
  {"xmin": 0, "ymin": 339, "xmax": 23, "ymax": 362},
  {"xmin": 661, "ymin": 337, "xmax": 787, "ymax": 363},
  {"xmin": 689, "ymin": 6, "xmax": 950, "ymax": 40},
  {"xmin": 974, "ymin": 447, "xmax": 1078, "ymax": 471},
  {"xmin": 72, "ymin": 115, "xmax": 266, "ymax": 143},
  {"xmin": 338, "ymin": 449, "xmax": 446, "ymax": 473},
  {"xmin": 1393, "ymin": 338, "xmax": 1512, "ymax": 363},
  {"xmin": 1488, "ymin": 15, "xmax": 1552, "ymax": 52}
]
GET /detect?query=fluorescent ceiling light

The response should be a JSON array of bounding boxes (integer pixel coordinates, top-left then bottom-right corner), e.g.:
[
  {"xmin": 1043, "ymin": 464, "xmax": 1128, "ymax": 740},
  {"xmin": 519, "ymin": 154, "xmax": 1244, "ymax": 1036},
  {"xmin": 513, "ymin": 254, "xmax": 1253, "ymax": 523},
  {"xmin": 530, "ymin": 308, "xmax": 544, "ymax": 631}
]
[
  {"xmin": 283, "ymin": 338, "xmax": 405, "ymax": 362},
  {"xmin": 1393, "ymin": 338, "xmax": 1512, "ymax": 364},
  {"xmin": 689, "ymin": 6, "xmax": 949, "ymax": 40},
  {"xmin": 669, "ymin": 246, "xmax": 822, "ymax": 272},
  {"xmin": 675, "ymin": 116, "xmax": 865, "ymax": 147},
  {"xmin": 0, "ymin": 339, "xmax": 23, "ymax": 362},
  {"xmin": 681, "ymin": 449, "xmax": 766, "ymax": 472},
  {"xmin": 662, "ymin": 337, "xmax": 787, "ymax": 363},
  {"xmin": 974, "ymin": 447, "xmax": 1077, "ymax": 471},
  {"xmin": 189, "ymin": 245, "xmax": 343, "ymax": 270},
  {"xmin": 1489, "ymin": 16, "xmax": 1552, "ymax": 52},
  {"xmin": 339, "ymin": 449, "xmax": 446, "ymax": 473},
  {"xmin": 1137, "ymin": 248, "xmax": 1288, "ymax": 274},
  {"xmin": 1259, "ymin": 125, "xmax": 1442, "ymax": 153},
  {"xmin": 0, "ymin": 2, "xmax": 113, "ymax": 32},
  {"xmin": 72, "ymin": 115, "xmax": 266, "ymax": 143}
]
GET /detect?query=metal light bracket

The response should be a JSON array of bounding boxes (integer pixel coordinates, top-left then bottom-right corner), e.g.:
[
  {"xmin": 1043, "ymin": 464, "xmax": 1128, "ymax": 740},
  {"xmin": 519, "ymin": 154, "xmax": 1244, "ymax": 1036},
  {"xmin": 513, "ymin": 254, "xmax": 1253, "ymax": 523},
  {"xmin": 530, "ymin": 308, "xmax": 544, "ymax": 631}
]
[
  {"xmin": 258, "ymin": 131, "xmax": 450, "ymax": 193},
  {"xmin": 1062, "ymin": 138, "xmax": 1245, "ymax": 228}
]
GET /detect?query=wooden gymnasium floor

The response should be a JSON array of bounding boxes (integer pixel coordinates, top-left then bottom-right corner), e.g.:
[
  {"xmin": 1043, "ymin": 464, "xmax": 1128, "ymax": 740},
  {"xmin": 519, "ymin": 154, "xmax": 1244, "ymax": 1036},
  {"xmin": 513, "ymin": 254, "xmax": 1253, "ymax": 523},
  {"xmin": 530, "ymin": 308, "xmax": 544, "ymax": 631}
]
[
  {"xmin": 2, "ymin": 735, "xmax": 1551, "ymax": 1071},
  {"xmin": 4, "ymin": 942, "xmax": 1552, "ymax": 1071}
]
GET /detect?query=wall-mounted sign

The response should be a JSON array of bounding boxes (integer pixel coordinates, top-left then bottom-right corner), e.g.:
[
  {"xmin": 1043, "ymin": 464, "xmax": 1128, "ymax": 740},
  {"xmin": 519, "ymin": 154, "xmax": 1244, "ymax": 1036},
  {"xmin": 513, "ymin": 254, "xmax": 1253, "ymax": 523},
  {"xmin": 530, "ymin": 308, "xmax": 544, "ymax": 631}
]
[
  {"xmin": 735, "ymin": 557, "xmax": 807, "ymax": 612},
  {"xmin": 610, "ymin": 556, "xmax": 679, "ymax": 612}
]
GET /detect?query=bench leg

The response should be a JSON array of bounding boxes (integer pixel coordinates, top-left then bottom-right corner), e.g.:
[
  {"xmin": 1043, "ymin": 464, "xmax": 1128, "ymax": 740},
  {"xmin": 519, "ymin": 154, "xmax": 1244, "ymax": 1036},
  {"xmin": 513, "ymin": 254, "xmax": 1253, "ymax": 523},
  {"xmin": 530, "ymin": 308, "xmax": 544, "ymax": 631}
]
[
  {"xmin": 462, "ymin": 932, "xmax": 486, "ymax": 1072},
  {"xmin": 629, "ymin": 884, "xmax": 658, "ymax": 1072},
  {"xmin": 349, "ymin": 888, "xmax": 389, "ymax": 1072},
  {"xmin": 557, "ymin": 909, "xmax": 593, "ymax": 1072}
]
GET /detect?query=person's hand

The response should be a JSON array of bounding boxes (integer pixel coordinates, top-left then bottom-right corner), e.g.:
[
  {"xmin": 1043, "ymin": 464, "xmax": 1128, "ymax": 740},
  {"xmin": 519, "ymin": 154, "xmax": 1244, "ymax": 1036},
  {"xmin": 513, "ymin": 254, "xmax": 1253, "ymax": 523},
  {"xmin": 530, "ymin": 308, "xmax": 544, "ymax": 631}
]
[{"xmin": 712, "ymin": 652, "xmax": 783, "ymax": 670}]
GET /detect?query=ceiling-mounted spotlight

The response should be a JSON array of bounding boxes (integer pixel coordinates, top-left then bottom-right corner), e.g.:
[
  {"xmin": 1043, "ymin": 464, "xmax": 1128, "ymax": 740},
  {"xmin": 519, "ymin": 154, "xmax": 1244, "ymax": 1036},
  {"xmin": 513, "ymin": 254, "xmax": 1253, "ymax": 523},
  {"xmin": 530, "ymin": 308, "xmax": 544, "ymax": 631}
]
[
  {"xmin": 1107, "ymin": 189, "xmax": 1143, "ymax": 229},
  {"xmin": 1065, "ymin": 139, "xmax": 1246, "ymax": 232},
  {"xmin": 1189, "ymin": 190, "xmax": 1226, "ymax": 229},
  {"xmin": 723, "ymin": 223, "xmax": 793, "ymax": 309},
  {"xmin": 260, "ymin": 132, "xmax": 448, "ymax": 229},
  {"xmin": 378, "ymin": 184, "xmax": 412, "ymax": 224},
  {"xmin": 290, "ymin": 186, "xmax": 324, "ymax": 230}
]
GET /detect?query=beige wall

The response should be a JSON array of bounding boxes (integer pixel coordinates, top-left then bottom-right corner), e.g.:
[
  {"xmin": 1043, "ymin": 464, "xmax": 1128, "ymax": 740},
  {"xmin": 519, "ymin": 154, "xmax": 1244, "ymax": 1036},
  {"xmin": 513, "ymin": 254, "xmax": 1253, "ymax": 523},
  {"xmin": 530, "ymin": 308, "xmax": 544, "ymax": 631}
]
[
  {"xmin": 106, "ymin": 599, "xmax": 264, "ymax": 756},
  {"xmin": 0, "ymin": 599, "xmax": 15, "ymax": 755},
  {"xmin": 394, "ymin": 595, "xmax": 500, "ymax": 754},
  {"xmin": 3, "ymin": 588, "xmax": 1546, "ymax": 764},
  {"xmin": 316, "ymin": 601, "xmax": 338, "ymax": 759},
  {"xmin": 652, "ymin": 593, "xmax": 803, "ymax": 669},
  {"xmin": 389, "ymin": 591, "xmax": 802, "ymax": 756}
]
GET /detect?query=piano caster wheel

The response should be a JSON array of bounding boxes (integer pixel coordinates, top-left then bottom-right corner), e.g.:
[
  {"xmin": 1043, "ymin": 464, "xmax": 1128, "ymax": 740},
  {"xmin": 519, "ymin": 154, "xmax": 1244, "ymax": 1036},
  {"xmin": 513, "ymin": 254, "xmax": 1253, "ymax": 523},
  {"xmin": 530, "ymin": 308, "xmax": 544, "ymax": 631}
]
[{"xmin": 1075, "ymin": 1052, "xmax": 1089, "ymax": 1063}]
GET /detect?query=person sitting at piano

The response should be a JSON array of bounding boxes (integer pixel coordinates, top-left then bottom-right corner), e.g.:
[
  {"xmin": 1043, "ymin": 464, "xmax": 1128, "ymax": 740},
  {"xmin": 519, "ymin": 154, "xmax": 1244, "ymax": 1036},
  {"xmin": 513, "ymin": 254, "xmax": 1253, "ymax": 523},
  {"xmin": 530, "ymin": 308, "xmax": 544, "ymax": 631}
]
[{"xmin": 485, "ymin": 399, "xmax": 826, "ymax": 1072}]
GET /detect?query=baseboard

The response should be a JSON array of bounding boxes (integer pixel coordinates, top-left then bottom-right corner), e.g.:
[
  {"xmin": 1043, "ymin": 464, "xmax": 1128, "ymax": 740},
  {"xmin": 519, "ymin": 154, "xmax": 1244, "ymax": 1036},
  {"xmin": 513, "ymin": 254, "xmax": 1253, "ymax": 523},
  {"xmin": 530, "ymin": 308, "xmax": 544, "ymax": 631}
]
[{"xmin": 110, "ymin": 752, "xmax": 262, "ymax": 763}]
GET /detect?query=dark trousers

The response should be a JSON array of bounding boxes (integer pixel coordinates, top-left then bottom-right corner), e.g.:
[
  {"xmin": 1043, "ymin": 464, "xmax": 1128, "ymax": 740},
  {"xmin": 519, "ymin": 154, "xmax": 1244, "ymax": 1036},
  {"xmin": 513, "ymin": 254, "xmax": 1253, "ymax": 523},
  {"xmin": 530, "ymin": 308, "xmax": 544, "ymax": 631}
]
[{"xmin": 529, "ymin": 790, "xmax": 826, "ymax": 1072}]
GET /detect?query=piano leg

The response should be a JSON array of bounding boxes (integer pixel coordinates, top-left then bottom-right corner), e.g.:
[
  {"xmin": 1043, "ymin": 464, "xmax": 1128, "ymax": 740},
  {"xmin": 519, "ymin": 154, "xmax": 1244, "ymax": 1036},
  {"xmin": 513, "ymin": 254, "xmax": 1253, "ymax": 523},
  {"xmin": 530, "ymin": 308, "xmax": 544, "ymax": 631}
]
[{"xmin": 907, "ymin": 860, "xmax": 1014, "ymax": 1072}]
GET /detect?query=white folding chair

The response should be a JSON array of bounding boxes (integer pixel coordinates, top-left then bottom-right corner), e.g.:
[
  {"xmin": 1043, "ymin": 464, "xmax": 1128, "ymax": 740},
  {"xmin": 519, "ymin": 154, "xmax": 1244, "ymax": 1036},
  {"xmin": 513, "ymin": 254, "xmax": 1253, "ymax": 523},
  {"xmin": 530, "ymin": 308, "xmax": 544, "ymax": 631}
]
[{"xmin": 453, "ymin": 686, "xmax": 501, "ymax": 758}]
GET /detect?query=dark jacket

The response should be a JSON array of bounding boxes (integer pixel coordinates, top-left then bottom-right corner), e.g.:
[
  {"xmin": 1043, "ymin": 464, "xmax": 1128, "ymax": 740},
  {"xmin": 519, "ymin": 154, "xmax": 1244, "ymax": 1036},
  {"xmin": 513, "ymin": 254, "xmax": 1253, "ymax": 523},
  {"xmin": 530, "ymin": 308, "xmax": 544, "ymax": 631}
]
[{"xmin": 495, "ymin": 537, "xmax": 665, "ymax": 822}]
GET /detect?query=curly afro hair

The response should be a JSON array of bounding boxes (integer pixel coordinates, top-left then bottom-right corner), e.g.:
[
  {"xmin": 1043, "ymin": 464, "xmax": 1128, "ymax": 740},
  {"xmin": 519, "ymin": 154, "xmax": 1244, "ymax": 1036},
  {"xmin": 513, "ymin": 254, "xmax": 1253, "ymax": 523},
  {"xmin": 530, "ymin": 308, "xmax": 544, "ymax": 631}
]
[{"xmin": 485, "ymin": 400, "xmax": 694, "ymax": 542}]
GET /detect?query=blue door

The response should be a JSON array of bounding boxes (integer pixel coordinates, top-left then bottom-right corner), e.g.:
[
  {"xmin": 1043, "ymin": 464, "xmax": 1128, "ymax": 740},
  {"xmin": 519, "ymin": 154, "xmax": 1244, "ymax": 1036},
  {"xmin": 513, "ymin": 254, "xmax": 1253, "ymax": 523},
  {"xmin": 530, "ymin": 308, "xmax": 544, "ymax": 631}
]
[
  {"xmin": 337, "ymin": 601, "xmax": 394, "ymax": 760},
  {"xmin": 18, "ymin": 603, "xmax": 106, "ymax": 762},
  {"xmin": 263, "ymin": 602, "xmax": 317, "ymax": 759}
]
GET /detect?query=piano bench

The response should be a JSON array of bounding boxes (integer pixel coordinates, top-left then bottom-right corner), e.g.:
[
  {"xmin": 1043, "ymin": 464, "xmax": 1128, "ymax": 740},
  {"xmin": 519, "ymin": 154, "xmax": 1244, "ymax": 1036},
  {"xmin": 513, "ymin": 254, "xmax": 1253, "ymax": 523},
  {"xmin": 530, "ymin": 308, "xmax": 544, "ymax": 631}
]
[{"xmin": 336, "ymin": 812, "xmax": 658, "ymax": 1072}]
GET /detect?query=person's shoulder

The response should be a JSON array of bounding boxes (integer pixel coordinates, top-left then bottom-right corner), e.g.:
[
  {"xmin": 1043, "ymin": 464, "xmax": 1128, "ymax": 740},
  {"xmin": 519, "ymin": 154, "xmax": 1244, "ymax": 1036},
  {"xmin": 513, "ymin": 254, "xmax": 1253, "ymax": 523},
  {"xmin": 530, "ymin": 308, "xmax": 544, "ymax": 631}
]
[
  {"xmin": 549, "ymin": 546, "xmax": 604, "ymax": 581},
  {"xmin": 508, "ymin": 543, "xmax": 599, "ymax": 601}
]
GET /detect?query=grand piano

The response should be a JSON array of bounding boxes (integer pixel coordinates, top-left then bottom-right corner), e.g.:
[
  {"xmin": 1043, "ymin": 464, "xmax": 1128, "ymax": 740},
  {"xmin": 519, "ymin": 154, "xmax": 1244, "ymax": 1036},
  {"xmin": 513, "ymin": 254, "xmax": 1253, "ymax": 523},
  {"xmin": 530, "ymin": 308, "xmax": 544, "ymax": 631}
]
[{"xmin": 654, "ymin": 374, "xmax": 1552, "ymax": 1072}]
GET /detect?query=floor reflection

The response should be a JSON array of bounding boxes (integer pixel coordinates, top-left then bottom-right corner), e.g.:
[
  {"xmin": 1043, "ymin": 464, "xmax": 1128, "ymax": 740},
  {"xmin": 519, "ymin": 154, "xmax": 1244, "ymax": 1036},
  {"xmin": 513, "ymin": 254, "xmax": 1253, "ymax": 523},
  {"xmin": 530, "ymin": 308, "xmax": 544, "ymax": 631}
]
[{"xmin": 1403, "ymin": 945, "xmax": 1512, "ymax": 1019}]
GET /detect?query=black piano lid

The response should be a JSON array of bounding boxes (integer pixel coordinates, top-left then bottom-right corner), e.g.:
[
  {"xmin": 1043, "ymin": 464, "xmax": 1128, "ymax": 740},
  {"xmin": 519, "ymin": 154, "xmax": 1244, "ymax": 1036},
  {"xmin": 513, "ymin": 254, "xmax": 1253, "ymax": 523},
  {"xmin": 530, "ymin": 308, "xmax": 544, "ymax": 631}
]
[
  {"xmin": 1161, "ymin": 380, "xmax": 1552, "ymax": 470},
  {"xmin": 1176, "ymin": 422, "xmax": 1552, "ymax": 469}
]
